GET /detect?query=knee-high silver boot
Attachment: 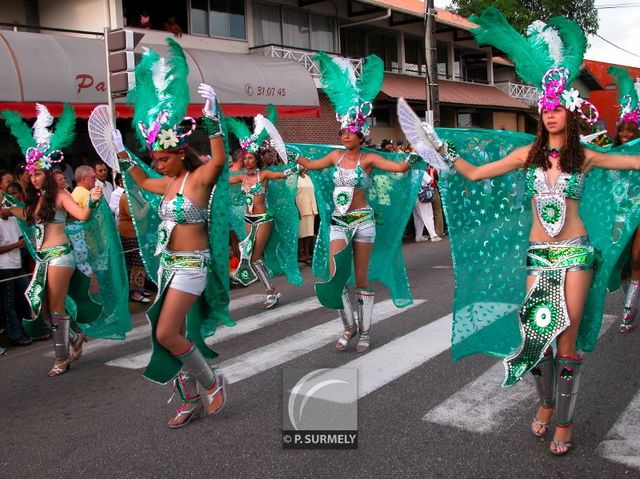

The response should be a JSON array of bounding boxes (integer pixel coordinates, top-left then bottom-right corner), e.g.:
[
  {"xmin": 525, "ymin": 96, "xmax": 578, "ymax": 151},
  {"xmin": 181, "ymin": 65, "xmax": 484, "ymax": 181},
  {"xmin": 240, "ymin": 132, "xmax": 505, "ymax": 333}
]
[
  {"xmin": 531, "ymin": 351, "xmax": 556, "ymax": 409},
  {"xmin": 251, "ymin": 259, "xmax": 280, "ymax": 309},
  {"xmin": 177, "ymin": 343, "xmax": 228, "ymax": 416},
  {"xmin": 554, "ymin": 355, "xmax": 583, "ymax": 428},
  {"xmin": 167, "ymin": 371, "xmax": 203, "ymax": 429},
  {"xmin": 48, "ymin": 312, "xmax": 71, "ymax": 376},
  {"xmin": 621, "ymin": 279, "xmax": 640, "ymax": 332},
  {"xmin": 355, "ymin": 289, "xmax": 375, "ymax": 353},
  {"xmin": 335, "ymin": 288, "xmax": 356, "ymax": 351}
]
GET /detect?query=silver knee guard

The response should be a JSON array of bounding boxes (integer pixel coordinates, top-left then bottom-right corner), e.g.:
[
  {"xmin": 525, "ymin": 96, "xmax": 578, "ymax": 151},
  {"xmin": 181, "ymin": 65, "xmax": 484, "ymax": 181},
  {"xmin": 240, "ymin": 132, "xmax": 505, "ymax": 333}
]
[
  {"xmin": 251, "ymin": 259, "xmax": 274, "ymax": 292},
  {"xmin": 530, "ymin": 351, "xmax": 555, "ymax": 408},
  {"xmin": 177, "ymin": 344, "xmax": 216, "ymax": 390},
  {"xmin": 621, "ymin": 279, "xmax": 640, "ymax": 331},
  {"xmin": 554, "ymin": 355, "xmax": 583, "ymax": 427},
  {"xmin": 340, "ymin": 288, "xmax": 355, "ymax": 330},
  {"xmin": 50, "ymin": 312, "xmax": 70, "ymax": 361},
  {"xmin": 174, "ymin": 370, "xmax": 201, "ymax": 404},
  {"xmin": 355, "ymin": 289, "xmax": 375, "ymax": 336}
]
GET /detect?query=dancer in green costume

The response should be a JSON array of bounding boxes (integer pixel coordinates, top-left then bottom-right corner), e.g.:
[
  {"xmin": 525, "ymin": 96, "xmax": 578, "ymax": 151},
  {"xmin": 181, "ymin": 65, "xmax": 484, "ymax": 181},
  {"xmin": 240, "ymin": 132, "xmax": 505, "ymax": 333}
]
[
  {"xmin": 113, "ymin": 39, "xmax": 231, "ymax": 428},
  {"xmin": 295, "ymin": 52, "xmax": 419, "ymax": 353},
  {"xmin": 0, "ymin": 103, "xmax": 130, "ymax": 376},
  {"xmin": 226, "ymin": 108, "xmax": 302, "ymax": 308},
  {"xmin": 400, "ymin": 8, "xmax": 640, "ymax": 456},
  {"xmin": 608, "ymin": 66, "xmax": 640, "ymax": 332}
]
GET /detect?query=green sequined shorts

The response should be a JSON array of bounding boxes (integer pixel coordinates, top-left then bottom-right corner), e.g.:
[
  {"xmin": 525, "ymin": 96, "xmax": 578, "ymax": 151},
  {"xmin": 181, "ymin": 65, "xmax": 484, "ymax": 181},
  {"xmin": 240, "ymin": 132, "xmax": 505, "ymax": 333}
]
[{"xmin": 160, "ymin": 249, "xmax": 210, "ymax": 296}]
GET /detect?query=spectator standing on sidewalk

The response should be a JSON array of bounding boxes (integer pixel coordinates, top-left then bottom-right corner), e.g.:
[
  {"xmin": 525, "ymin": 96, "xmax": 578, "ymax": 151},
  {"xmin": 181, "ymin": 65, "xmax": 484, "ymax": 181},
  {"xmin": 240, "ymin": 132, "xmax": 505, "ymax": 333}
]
[{"xmin": 428, "ymin": 165, "xmax": 446, "ymax": 238}]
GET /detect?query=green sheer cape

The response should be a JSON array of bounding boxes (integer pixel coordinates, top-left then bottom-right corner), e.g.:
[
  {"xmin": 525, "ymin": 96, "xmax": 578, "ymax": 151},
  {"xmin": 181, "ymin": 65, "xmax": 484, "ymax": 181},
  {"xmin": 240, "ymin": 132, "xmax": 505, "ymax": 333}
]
[
  {"xmin": 2, "ymin": 194, "xmax": 131, "ymax": 339},
  {"xmin": 436, "ymin": 128, "xmax": 640, "ymax": 362},
  {"xmin": 286, "ymin": 144, "xmax": 424, "ymax": 307}
]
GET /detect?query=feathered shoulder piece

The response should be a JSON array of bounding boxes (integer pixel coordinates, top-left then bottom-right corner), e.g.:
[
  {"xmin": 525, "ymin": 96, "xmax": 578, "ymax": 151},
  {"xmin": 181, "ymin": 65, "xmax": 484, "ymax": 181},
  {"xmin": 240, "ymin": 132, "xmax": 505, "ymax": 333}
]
[
  {"xmin": 128, "ymin": 38, "xmax": 195, "ymax": 151},
  {"xmin": 1, "ymin": 103, "xmax": 76, "ymax": 171},
  {"xmin": 314, "ymin": 51, "xmax": 383, "ymax": 136},
  {"xmin": 225, "ymin": 105, "xmax": 287, "ymax": 163},
  {"xmin": 470, "ymin": 7, "xmax": 598, "ymax": 125},
  {"xmin": 608, "ymin": 66, "xmax": 640, "ymax": 125}
]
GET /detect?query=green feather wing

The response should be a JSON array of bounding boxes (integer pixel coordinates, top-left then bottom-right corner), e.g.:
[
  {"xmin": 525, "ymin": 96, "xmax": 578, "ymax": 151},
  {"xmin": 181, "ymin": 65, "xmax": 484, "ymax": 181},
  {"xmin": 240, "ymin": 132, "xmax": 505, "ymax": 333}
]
[
  {"xmin": 49, "ymin": 103, "xmax": 76, "ymax": 152},
  {"xmin": 163, "ymin": 38, "xmax": 190, "ymax": 127},
  {"xmin": 225, "ymin": 116, "xmax": 251, "ymax": 142},
  {"xmin": 470, "ymin": 7, "xmax": 551, "ymax": 86},
  {"xmin": 1, "ymin": 110, "xmax": 36, "ymax": 153},
  {"xmin": 129, "ymin": 48, "xmax": 161, "ymax": 148},
  {"xmin": 608, "ymin": 65, "xmax": 638, "ymax": 112},
  {"xmin": 356, "ymin": 54, "xmax": 384, "ymax": 103},
  {"xmin": 547, "ymin": 16, "xmax": 586, "ymax": 83},
  {"xmin": 314, "ymin": 51, "xmax": 358, "ymax": 116}
]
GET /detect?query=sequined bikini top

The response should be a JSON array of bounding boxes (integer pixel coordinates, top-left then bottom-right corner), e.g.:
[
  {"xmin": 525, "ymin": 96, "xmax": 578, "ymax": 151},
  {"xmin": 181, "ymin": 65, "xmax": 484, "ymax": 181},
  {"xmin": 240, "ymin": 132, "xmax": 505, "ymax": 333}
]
[
  {"xmin": 525, "ymin": 167, "xmax": 585, "ymax": 200},
  {"xmin": 158, "ymin": 172, "xmax": 208, "ymax": 224},
  {"xmin": 333, "ymin": 153, "xmax": 371, "ymax": 190},
  {"xmin": 526, "ymin": 167, "xmax": 585, "ymax": 237},
  {"xmin": 241, "ymin": 170, "xmax": 266, "ymax": 214},
  {"xmin": 156, "ymin": 172, "xmax": 208, "ymax": 255}
]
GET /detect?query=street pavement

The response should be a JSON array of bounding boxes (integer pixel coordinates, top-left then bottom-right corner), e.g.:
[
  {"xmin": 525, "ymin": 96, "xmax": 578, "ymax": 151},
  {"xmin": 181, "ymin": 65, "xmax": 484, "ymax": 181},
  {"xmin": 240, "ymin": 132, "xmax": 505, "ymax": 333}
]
[{"xmin": 1, "ymin": 238, "xmax": 640, "ymax": 478}]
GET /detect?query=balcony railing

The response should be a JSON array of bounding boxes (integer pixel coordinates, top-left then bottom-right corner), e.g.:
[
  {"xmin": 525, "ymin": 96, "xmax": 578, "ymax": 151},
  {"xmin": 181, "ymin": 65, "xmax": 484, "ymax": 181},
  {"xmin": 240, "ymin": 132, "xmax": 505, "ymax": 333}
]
[
  {"xmin": 495, "ymin": 81, "xmax": 539, "ymax": 107},
  {"xmin": 250, "ymin": 44, "xmax": 362, "ymax": 78}
]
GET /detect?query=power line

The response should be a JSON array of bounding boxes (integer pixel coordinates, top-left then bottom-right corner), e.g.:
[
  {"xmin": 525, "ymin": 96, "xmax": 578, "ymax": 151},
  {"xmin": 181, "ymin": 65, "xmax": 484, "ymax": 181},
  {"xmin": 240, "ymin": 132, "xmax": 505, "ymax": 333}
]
[
  {"xmin": 596, "ymin": 2, "xmax": 640, "ymax": 8},
  {"xmin": 594, "ymin": 33, "xmax": 640, "ymax": 59}
]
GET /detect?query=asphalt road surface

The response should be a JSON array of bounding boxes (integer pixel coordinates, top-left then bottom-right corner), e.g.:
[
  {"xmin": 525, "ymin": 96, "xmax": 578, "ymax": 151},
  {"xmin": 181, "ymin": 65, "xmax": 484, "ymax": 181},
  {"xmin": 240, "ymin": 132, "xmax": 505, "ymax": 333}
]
[{"xmin": 1, "ymin": 239, "xmax": 639, "ymax": 478}]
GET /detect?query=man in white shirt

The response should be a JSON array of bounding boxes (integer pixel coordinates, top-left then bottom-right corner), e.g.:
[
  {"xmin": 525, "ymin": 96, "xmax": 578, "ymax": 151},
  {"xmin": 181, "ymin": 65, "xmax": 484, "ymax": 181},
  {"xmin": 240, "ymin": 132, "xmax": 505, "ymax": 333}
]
[
  {"xmin": 94, "ymin": 161, "xmax": 114, "ymax": 204},
  {"xmin": 0, "ymin": 214, "xmax": 32, "ymax": 346}
]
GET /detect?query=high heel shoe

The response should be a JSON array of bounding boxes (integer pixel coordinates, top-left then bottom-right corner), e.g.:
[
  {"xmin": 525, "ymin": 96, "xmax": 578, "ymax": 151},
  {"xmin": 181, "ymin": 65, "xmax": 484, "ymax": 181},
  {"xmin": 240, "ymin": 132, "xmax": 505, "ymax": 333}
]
[
  {"xmin": 69, "ymin": 333, "xmax": 87, "ymax": 362},
  {"xmin": 202, "ymin": 373, "xmax": 228, "ymax": 415},
  {"xmin": 47, "ymin": 359, "xmax": 71, "ymax": 377},
  {"xmin": 336, "ymin": 325, "xmax": 357, "ymax": 351},
  {"xmin": 167, "ymin": 401, "xmax": 204, "ymax": 429},
  {"xmin": 531, "ymin": 417, "xmax": 550, "ymax": 438}
]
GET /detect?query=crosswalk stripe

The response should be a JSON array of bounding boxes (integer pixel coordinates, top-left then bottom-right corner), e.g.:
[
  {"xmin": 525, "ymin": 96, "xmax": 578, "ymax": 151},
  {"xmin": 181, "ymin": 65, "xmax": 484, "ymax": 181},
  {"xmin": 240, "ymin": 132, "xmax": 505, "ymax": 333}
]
[
  {"xmin": 45, "ymin": 294, "xmax": 267, "ymax": 358},
  {"xmin": 597, "ymin": 389, "xmax": 640, "ymax": 470},
  {"xmin": 105, "ymin": 296, "xmax": 322, "ymax": 369},
  {"xmin": 219, "ymin": 299, "xmax": 425, "ymax": 384},
  {"xmin": 305, "ymin": 311, "xmax": 452, "ymax": 404},
  {"xmin": 422, "ymin": 314, "xmax": 617, "ymax": 432}
]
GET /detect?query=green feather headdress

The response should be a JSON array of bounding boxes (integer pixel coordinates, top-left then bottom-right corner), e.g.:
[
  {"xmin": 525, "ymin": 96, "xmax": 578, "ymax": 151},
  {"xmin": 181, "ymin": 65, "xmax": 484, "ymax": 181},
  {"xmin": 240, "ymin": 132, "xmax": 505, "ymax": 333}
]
[
  {"xmin": 1, "ymin": 103, "xmax": 76, "ymax": 171},
  {"xmin": 128, "ymin": 38, "xmax": 194, "ymax": 152},
  {"xmin": 608, "ymin": 66, "xmax": 640, "ymax": 125},
  {"xmin": 225, "ymin": 104, "xmax": 277, "ymax": 154},
  {"xmin": 314, "ymin": 52, "xmax": 383, "ymax": 136},
  {"xmin": 470, "ymin": 7, "xmax": 598, "ymax": 125}
]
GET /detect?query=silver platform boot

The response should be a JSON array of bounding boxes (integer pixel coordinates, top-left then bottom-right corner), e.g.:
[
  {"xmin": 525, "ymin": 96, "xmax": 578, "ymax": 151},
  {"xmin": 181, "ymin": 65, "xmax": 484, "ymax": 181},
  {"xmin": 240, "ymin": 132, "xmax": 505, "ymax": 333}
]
[
  {"xmin": 48, "ymin": 312, "xmax": 71, "ymax": 377},
  {"xmin": 530, "ymin": 351, "xmax": 555, "ymax": 437},
  {"xmin": 621, "ymin": 279, "xmax": 640, "ymax": 332},
  {"xmin": 251, "ymin": 259, "xmax": 280, "ymax": 309},
  {"xmin": 355, "ymin": 289, "xmax": 375, "ymax": 353},
  {"xmin": 551, "ymin": 355, "xmax": 583, "ymax": 455},
  {"xmin": 335, "ymin": 288, "xmax": 356, "ymax": 351}
]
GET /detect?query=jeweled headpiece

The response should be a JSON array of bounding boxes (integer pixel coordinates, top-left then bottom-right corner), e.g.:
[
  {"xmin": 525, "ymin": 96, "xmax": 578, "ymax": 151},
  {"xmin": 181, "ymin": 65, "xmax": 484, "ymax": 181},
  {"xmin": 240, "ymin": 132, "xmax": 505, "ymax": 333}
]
[
  {"xmin": 129, "ymin": 38, "xmax": 195, "ymax": 152},
  {"xmin": 1, "ymin": 103, "xmax": 76, "ymax": 171},
  {"xmin": 225, "ymin": 105, "xmax": 287, "ymax": 163},
  {"xmin": 608, "ymin": 66, "xmax": 640, "ymax": 126},
  {"xmin": 314, "ymin": 52, "xmax": 383, "ymax": 137},
  {"xmin": 471, "ymin": 8, "xmax": 599, "ymax": 125}
]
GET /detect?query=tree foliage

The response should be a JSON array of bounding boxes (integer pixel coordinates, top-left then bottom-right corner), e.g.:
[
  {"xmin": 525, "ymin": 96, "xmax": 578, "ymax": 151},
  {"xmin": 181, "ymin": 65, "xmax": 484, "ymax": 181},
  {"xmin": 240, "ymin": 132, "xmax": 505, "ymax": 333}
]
[{"xmin": 451, "ymin": 0, "xmax": 599, "ymax": 36}]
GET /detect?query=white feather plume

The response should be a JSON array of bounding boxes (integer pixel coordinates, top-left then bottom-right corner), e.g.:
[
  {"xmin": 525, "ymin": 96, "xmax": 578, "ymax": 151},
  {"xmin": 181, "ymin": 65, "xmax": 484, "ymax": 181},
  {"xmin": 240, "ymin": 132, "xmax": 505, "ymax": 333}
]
[
  {"xmin": 152, "ymin": 57, "xmax": 169, "ymax": 98},
  {"xmin": 333, "ymin": 56, "xmax": 358, "ymax": 88},
  {"xmin": 32, "ymin": 103, "xmax": 54, "ymax": 145},
  {"xmin": 396, "ymin": 98, "xmax": 448, "ymax": 172},
  {"xmin": 540, "ymin": 26, "xmax": 563, "ymax": 66},
  {"xmin": 254, "ymin": 114, "xmax": 288, "ymax": 164}
]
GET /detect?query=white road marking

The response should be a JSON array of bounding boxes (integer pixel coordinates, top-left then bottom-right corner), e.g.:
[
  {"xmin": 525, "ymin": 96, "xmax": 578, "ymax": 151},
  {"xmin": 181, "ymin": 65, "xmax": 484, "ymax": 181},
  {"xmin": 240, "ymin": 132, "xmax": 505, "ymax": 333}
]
[
  {"xmin": 46, "ymin": 294, "xmax": 267, "ymax": 358},
  {"xmin": 105, "ymin": 296, "xmax": 322, "ymax": 369},
  {"xmin": 219, "ymin": 299, "xmax": 425, "ymax": 384},
  {"xmin": 423, "ymin": 314, "xmax": 617, "ymax": 432}
]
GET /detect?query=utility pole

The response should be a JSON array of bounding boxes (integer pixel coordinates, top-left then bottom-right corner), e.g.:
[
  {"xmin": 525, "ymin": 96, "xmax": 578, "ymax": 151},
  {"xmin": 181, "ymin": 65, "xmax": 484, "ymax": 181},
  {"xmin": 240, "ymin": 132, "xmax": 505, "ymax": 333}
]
[{"xmin": 424, "ymin": 0, "xmax": 440, "ymax": 126}]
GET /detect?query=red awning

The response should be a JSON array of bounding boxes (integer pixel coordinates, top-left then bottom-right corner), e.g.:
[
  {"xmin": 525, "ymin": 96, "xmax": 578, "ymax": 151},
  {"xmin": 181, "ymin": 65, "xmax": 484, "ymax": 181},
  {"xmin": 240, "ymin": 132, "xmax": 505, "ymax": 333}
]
[{"xmin": 0, "ymin": 30, "xmax": 320, "ymax": 119}]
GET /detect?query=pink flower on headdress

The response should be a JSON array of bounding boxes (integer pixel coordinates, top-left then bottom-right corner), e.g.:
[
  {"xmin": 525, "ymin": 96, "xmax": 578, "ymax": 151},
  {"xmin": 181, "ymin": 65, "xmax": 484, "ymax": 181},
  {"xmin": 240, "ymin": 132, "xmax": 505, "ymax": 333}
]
[{"xmin": 621, "ymin": 110, "xmax": 640, "ymax": 125}]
